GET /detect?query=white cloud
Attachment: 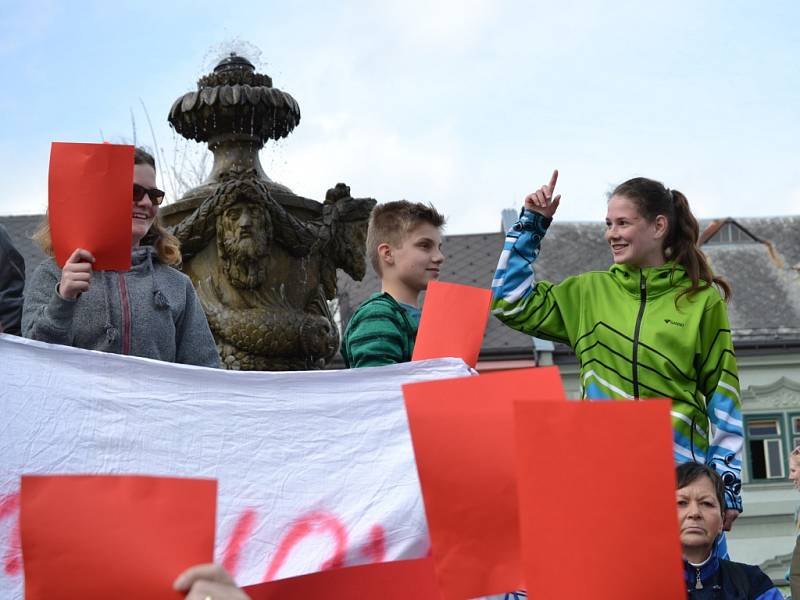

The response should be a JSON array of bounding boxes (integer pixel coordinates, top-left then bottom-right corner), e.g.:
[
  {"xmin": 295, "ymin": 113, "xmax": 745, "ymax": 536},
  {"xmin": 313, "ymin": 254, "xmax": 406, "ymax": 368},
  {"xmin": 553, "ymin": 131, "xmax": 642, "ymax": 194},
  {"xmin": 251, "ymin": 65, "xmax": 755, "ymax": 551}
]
[
  {"xmin": 376, "ymin": 0, "xmax": 498, "ymax": 52},
  {"xmin": 0, "ymin": 170, "xmax": 47, "ymax": 216},
  {"xmin": 265, "ymin": 116, "xmax": 460, "ymax": 207}
]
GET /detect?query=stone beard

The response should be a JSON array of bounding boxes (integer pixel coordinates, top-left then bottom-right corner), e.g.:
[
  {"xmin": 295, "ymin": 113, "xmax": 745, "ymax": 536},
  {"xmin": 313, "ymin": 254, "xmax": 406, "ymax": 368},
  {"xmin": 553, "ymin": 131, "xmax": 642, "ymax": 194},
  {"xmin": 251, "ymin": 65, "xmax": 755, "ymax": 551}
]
[{"xmin": 217, "ymin": 201, "xmax": 271, "ymax": 289}]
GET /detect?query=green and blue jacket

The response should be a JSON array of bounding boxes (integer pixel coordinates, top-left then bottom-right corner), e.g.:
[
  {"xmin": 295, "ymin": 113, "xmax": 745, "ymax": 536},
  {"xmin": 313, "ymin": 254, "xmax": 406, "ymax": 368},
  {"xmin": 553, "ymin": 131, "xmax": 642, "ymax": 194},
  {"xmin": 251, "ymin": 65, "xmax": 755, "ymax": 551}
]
[{"xmin": 491, "ymin": 210, "xmax": 744, "ymax": 510}]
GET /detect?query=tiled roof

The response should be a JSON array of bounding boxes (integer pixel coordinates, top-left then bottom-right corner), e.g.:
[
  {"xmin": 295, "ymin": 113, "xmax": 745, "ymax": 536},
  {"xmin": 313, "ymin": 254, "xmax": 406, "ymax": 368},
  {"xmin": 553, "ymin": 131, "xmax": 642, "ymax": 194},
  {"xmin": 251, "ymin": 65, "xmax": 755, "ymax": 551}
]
[
  {"xmin": 338, "ymin": 216, "xmax": 800, "ymax": 359},
  {"xmin": 4, "ymin": 213, "xmax": 799, "ymax": 359}
]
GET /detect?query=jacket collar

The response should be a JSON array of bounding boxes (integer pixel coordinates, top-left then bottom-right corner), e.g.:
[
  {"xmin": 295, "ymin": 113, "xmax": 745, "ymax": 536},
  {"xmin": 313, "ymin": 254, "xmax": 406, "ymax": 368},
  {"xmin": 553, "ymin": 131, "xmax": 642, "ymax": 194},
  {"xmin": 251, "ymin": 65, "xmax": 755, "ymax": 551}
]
[
  {"xmin": 609, "ymin": 262, "xmax": 689, "ymax": 299},
  {"xmin": 131, "ymin": 245, "xmax": 156, "ymax": 269},
  {"xmin": 683, "ymin": 553, "xmax": 720, "ymax": 588}
]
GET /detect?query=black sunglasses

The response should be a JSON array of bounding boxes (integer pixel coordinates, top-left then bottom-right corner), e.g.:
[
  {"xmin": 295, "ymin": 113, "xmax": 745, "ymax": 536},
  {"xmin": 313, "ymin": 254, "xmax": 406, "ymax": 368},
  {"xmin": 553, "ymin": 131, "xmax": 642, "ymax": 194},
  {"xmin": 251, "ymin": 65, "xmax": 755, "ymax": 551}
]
[{"xmin": 133, "ymin": 183, "xmax": 166, "ymax": 206}]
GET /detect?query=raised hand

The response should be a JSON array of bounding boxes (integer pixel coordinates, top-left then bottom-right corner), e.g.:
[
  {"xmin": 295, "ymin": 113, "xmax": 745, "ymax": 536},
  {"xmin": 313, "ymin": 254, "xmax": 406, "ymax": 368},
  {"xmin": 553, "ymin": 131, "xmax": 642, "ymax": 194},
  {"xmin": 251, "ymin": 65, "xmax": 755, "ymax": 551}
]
[
  {"xmin": 523, "ymin": 169, "xmax": 561, "ymax": 219},
  {"xmin": 58, "ymin": 248, "xmax": 95, "ymax": 301}
]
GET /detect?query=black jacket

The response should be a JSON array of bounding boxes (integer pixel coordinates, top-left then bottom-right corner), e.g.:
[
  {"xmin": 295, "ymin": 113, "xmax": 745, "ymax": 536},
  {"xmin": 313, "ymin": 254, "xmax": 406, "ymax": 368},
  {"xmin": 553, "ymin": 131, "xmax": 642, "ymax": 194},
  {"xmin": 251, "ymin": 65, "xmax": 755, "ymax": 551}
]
[
  {"xmin": 684, "ymin": 556, "xmax": 780, "ymax": 599},
  {"xmin": 0, "ymin": 224, "xmax": 25, "ymax": 336}
]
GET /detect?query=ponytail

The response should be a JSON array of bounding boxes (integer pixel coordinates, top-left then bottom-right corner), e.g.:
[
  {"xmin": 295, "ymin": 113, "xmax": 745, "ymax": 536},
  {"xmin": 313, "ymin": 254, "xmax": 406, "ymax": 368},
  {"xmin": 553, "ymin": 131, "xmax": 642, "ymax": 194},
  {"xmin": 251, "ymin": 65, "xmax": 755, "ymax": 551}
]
[
  {"xmin": 667, "ymin": 190, "xmax": 731, "ymax": 303},
  {"xmin": 611, "ymin": 177, "xmax": 731, "ymax": 305}
]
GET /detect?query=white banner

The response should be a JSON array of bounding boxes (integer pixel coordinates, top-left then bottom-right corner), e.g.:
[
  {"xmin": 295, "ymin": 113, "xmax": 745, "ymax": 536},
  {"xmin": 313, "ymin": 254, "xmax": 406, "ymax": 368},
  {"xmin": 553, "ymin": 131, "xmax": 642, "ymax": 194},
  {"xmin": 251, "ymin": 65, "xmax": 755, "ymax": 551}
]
[{"xmin": 0, "ymin": 334, "xmax": 471, "ymax": 599}]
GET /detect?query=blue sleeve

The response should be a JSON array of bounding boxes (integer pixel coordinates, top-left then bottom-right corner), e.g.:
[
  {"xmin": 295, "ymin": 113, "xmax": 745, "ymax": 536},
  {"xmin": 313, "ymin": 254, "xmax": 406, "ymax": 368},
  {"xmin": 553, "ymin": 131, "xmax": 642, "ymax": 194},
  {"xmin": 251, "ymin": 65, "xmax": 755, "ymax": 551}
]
[
  {"xmin": 698, "ymin": 299, "xmax": 743, "ymax": 512},
  {"xmin": 490, "ymin": 209, "xmax": 570, "ymax": 344}
]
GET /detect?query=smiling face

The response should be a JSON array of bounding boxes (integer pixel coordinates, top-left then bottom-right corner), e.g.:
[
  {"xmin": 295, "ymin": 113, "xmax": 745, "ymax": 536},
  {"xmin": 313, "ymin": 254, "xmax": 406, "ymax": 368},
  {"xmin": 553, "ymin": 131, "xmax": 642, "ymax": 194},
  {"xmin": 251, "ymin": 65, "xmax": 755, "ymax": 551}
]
[
  {"xmin": 131, "ymin": 164, "xmax": 158, "ymax": 247},
  {"xmin": 391, "ymin": 223, "xmax": 444, "ymax": 292},
  {"xmin": 676, "ymin": 475, "xmax": 724, "ymax": 559},
  {"xmin": 789, "ymin": 455, "xmax": 800, "ymax": 490},
  {"xmin": 604, "ymin": 195, "xmax": 668, "ymax": 268}
]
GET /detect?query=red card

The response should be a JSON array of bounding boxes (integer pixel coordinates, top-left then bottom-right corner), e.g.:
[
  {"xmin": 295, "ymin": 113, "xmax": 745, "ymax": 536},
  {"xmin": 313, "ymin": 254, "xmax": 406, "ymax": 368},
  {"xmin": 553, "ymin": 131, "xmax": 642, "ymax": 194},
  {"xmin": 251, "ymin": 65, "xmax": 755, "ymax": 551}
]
[
  {"xmin": 48, "ymin": 142, "xmax": 134, "ymax": 270},
  {"xmin": 412, "ymin": 281, "xmax": 492, "ymax": 368},
  {"xmin": 243, "ymin": 558, "xmax": 442, "ymax": 599},
  {"xmin": 403, "ymin": 367, "xmax": 565, "ymax": 600},
  {"xmin": 514, "ymin": 401, "xmax": 684, "ymax": 600},
  {"xmin": 20, "ymin": 475, "xmax": 217, "ymax": 600}
]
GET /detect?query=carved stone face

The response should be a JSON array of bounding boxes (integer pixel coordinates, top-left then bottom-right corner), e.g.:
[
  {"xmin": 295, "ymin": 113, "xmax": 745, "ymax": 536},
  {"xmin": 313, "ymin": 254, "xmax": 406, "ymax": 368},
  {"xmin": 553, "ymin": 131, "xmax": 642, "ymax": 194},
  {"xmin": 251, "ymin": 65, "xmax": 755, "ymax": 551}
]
[{"xmin": 217, "ymin": 199, "xmax": 271, "ymax": 289}]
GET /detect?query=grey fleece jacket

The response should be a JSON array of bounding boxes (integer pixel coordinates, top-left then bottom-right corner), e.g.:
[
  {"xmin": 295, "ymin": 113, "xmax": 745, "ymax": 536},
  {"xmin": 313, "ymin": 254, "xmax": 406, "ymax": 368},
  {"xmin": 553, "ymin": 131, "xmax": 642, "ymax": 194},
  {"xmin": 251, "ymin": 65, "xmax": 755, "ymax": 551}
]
[{"xmin": 22, "ymin": 246, "xmax": 220, "ymax": 367}]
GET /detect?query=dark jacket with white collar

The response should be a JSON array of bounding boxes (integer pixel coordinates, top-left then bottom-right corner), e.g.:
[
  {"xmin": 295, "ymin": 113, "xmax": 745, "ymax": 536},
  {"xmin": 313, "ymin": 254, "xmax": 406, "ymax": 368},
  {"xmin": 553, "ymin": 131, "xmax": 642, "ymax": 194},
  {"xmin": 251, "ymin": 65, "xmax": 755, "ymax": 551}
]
[
  {"xmin": 684, "ymin": 554, "xmax": 781, "ymax": 599},
  {"xmin": 0, "ymin": 224, "xmax": 25, "ymax": 336}
]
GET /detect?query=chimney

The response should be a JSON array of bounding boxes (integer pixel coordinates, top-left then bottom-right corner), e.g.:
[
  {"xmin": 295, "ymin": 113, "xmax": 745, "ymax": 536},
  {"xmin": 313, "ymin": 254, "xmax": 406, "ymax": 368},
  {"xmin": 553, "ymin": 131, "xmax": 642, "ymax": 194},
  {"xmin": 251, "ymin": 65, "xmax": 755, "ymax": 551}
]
[{"xmin": 501, "ymin": 208, "xmax": 518, "ymax": 233}]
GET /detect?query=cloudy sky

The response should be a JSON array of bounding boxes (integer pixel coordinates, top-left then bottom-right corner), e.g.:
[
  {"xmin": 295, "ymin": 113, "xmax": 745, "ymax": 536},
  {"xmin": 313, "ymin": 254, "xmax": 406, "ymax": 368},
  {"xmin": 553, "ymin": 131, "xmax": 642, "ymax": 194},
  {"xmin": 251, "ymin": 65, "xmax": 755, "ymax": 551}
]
[{"xmin": 2, "ymin": 0, "xmax": 798, "ymax": 233}]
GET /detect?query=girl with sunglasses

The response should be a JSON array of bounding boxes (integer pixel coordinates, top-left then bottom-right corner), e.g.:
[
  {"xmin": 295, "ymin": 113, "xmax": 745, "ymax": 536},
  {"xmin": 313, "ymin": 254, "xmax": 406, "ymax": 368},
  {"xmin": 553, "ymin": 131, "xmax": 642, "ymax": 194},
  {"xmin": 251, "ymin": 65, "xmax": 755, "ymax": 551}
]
[
  {"xmin": 491, "ymin": 170, "xmax": 744, "ymax": 552},
  {"xmin": 22, "ymin": 147, "xmax": 220, "ymax": 367}
]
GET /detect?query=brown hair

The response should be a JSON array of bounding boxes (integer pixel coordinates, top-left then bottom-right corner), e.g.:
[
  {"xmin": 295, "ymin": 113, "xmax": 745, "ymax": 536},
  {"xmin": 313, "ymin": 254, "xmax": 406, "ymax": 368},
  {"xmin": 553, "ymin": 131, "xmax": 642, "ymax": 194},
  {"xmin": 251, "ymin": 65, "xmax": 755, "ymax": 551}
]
[
  {"xmin": 676, "ymin": 462, "xmax": 725, "ymax": 517},
  {"xmin": 611, "ymin": 177, "xmax": 731, "ymax": 304},
  {"xmin": 366, "ymin": 200, "xmax": 446, "ymax": 274},
  {"xmin": 32, "ymin": 146, "xmax": 181, "ymax": 266}
]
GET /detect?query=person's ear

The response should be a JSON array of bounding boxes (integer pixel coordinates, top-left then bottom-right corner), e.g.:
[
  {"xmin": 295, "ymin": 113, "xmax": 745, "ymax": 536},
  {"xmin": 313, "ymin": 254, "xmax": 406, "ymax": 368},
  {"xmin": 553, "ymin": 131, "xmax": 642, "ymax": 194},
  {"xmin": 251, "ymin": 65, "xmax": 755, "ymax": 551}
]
[
  {"xmin": 377, "ymin": 242, "xmax": 394, "ymax": 266},
  {"xmin": 653, "ymin": 214, "xmax": 669, "ymax": 240}
]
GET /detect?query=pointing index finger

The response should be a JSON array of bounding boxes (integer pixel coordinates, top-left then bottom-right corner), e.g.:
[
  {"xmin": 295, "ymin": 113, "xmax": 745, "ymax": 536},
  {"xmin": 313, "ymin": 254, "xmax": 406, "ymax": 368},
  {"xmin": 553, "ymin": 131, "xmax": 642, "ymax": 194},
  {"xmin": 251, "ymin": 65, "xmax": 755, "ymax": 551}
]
[{"xmin": 548, "ymin": 169, "xmax": 559, "ymax": 194}]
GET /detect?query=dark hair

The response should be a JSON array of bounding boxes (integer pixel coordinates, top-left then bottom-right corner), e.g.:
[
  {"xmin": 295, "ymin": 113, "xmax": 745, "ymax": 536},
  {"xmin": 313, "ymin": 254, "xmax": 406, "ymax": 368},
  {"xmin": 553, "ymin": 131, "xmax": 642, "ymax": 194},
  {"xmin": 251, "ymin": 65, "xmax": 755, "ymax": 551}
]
[
  {"xmin": 611, "ymin": 177, "xmax": 731, "ymax": 303},
  {"xmin": 134, "ymin": 146, "xmax": 156, "ymax": 170},
  {"xmin": 133, "ymin": 147, "xmax": 181, "ymax": 265},
  {"xmin": 366, "ymin": 200, "xmax": 446, "ymax": 274},
  {"xmin": 676, "ymin": 463, "xmax": 725, "ymax": 516}
]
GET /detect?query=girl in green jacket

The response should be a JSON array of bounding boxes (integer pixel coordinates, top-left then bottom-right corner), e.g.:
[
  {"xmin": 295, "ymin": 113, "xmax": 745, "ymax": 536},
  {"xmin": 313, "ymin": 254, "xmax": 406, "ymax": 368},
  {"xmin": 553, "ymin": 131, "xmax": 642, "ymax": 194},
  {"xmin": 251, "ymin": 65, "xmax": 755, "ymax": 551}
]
[{"xmin": 491, "ymin": 170, "xmax": 744, "ymax": 535}]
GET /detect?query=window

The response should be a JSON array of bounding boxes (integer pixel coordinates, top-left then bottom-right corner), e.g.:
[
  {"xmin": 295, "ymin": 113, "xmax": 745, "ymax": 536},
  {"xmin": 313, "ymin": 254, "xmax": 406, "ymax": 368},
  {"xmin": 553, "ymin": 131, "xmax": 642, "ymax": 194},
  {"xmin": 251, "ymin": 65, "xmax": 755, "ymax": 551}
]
[
  {"xmin": 792, "ymin": 416, "xmax": 800, "ymax": 452},
  {"xmin": 746, "ymin": 417, "xmax": 785, "ymax": 479},
  {"xmin": 703, "ymin": 221, "xmax": 760, "ymax": 246}
]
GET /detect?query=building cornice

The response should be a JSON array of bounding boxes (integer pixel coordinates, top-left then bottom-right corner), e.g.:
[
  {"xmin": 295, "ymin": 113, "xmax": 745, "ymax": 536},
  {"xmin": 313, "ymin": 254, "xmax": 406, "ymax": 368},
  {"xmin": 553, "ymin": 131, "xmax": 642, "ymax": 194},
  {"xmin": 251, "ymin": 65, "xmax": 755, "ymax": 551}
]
[{"xmin": 742, "ymin": 377, "xmax": 800, "ymax": 411}]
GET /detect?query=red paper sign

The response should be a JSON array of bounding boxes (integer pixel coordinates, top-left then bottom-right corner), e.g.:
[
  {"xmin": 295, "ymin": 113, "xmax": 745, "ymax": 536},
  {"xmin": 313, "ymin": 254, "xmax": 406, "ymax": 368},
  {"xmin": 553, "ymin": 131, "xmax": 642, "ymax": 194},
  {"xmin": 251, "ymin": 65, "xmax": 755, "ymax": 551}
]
[
  {"xmin": 20, "ymin": 475, "xmax": 217, "ymax": 600},
  {"xmin": 244, "ymin": 558, "xmax": 442, "ymax": 599},
  {"xmin": 48, "ymin": 142, "xmax": 134, "ymax": 270},
  {"xmin": 412, "ymin": 281, "xmax": 492, "ymax": 368},
  {"xmin": 403, "ymin": 367, "xmax": 565, "ymax": 600},
  {"xmin": 514, "ymin": 400, "xmax": 684, "ymax": 600}
]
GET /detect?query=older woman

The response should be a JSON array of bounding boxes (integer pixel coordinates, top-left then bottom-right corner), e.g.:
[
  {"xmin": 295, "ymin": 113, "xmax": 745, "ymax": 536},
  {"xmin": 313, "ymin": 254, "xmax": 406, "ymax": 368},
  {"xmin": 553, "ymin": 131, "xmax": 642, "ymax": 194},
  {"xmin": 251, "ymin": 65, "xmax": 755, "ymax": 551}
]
[{"xmin": 677, "ymin": 462, "xmax": 780, "ymax": 598}]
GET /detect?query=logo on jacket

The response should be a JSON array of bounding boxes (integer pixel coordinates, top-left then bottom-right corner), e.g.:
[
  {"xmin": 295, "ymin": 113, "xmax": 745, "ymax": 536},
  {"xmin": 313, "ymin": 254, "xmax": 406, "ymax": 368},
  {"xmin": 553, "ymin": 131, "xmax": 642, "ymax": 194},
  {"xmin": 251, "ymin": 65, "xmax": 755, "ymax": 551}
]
[{"xmin": 664, "ymin": 318, "xmax": 685, "ymax": 327}]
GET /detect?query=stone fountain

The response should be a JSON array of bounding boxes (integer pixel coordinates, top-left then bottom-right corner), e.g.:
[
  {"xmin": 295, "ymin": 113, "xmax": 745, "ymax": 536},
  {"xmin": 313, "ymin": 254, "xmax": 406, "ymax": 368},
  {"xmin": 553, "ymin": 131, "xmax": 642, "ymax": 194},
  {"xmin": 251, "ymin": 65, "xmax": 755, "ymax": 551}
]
[{"xmin": 160, "ymin": 53, "xmax": 376, "ymax": 370}]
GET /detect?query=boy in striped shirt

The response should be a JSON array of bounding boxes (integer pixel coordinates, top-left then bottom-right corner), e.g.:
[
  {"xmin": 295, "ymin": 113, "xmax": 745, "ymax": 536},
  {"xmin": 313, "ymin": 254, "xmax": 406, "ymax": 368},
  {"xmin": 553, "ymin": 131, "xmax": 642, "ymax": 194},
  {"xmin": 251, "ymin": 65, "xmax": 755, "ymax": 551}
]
[{"xmin": 342, "ymin": 201, "xmax": 446, "ymax": 368}]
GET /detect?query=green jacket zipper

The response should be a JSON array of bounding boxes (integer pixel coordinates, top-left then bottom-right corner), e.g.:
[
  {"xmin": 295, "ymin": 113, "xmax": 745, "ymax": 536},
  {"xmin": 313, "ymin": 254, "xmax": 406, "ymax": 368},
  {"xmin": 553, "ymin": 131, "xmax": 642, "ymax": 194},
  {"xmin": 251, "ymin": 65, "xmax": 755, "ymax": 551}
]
[{"xmin": 631, "ymin": 270, "xmax": 647, "ymax": 398}]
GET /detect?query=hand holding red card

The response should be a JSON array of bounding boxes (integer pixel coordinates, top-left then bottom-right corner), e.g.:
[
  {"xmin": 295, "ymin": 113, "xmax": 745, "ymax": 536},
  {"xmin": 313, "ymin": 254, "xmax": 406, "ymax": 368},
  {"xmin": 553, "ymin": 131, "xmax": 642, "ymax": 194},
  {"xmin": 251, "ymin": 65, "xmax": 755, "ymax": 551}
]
[
  {"xmin": 412, "ymin": 281, "xmax": 492, "ymax": 368},
  {"xmin": 403, "ymin": 367, "xmax": 565, "ymax": 600},
  {"xmin": 48, "ymin": 142, "xmax": 134, "ymax": 271},
  {"xmin": 20, "ymin": 475, "xmax": 217, "ymax": 600}
]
